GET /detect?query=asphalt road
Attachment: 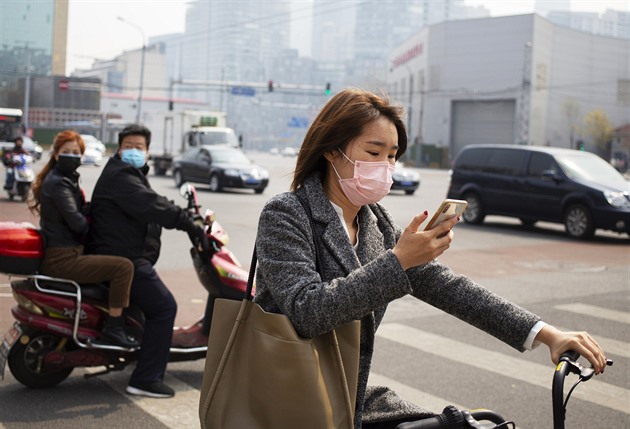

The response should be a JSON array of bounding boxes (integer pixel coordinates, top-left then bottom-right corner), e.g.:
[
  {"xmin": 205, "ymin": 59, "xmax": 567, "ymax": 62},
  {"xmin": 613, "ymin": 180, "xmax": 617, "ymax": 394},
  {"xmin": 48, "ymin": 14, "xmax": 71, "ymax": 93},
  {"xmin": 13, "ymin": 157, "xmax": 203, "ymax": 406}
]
[{"xmin": 0, "ymin": 152, "xmax": 628, "ymax": 429}]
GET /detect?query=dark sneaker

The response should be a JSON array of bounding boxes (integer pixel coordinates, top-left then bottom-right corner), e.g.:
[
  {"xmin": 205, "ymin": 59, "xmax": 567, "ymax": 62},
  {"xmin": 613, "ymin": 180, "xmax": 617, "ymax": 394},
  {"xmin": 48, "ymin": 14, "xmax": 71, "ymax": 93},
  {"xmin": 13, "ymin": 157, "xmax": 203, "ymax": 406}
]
[
  {"xmin": 126, "ymin": 382, "xmax": 175, "ymax": 398},
  {"xmin": 101, "ymin": 324, "xmax": 140, "ymax": 348}
]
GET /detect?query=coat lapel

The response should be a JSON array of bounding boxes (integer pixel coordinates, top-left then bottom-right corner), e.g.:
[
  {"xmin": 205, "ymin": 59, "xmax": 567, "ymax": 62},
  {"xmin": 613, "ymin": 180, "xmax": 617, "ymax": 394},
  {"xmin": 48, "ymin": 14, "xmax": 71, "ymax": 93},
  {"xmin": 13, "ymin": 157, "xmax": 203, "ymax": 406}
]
[
  {"xmin": 355, "ymin": 205, "xmax": 386, "ymax": 265},
  {"xmin": 302, "ymin": 174, "xmax": 361, "ymax": 275}
]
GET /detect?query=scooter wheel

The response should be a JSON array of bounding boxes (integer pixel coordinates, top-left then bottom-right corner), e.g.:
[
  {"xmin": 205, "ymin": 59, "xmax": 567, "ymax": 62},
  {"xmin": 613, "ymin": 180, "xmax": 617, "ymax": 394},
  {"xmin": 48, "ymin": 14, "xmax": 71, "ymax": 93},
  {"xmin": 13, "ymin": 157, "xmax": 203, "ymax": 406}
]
[{"xmin": 8, "ymin": 331, "xmax": 74, "ymax": 388}]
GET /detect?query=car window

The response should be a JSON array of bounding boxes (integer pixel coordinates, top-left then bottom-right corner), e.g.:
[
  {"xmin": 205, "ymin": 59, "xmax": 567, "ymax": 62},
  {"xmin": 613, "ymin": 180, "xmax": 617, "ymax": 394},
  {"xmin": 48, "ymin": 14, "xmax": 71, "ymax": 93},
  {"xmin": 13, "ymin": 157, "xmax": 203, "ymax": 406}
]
[
  {"xmin": 455, "ymin": 148, "xmax": 491, "ymax": 171},
  {"xmin": 208, "ymin": 148, "xmax": 250, "ymax": 164},
  {"xmin": 199, "ymin": 131, "xmax": 238, "ymax": 146},
  {"xmin": 485, "ymin": 149, "xmax": 526, "ymax": 175},
  {"xmin": 527, "ymin": 152, "xmax": 559, "ymax": 177},
  {"xmin": 183, "ymin": 148, "xmax": 200, "ymax": 160},
  {"xmin": 555, "ymin": 152, "xmax": 628, "ymax": 187},
  {"xmin": 198, "ymin": 149, "xmax": 211, "ymax": 162}
]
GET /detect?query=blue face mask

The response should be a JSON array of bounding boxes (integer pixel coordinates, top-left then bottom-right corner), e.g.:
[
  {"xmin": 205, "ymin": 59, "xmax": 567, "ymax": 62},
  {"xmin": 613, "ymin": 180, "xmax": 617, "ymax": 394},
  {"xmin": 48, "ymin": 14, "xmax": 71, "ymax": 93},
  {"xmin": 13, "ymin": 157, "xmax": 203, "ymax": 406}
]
[{"xmin": 120, "ymin": 148, "xmax": 146, "ymax": 168}]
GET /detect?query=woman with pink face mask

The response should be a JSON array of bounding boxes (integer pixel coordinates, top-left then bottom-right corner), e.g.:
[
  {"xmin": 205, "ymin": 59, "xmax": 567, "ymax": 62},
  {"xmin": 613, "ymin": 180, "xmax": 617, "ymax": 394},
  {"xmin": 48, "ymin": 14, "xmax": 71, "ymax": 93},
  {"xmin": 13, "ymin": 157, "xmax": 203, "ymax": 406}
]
[{"xmin": 251, "ymin": 89, "xmax": 607, "ymax": 429}]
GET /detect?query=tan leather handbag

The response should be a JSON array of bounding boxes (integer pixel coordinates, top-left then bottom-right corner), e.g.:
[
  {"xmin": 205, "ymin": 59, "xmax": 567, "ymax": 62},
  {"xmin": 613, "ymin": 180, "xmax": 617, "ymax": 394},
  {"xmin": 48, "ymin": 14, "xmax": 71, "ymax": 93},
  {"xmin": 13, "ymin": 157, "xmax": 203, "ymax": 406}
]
[
  {"xmin": 199, "ymin": 292, "xmax": 360, "ymax": 429},
  {"xmin": 199, "ymin": 193, "xmax": 360, "ymax": 429}
]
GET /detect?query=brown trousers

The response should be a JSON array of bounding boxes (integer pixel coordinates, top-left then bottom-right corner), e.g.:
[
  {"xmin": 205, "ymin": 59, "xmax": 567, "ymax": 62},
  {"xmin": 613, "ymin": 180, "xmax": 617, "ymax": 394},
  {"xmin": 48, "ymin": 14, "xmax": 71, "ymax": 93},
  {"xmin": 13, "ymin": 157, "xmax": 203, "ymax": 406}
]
[{"xmin": 39, "ymin": 246, "xmax": 133, "ymax": 309}]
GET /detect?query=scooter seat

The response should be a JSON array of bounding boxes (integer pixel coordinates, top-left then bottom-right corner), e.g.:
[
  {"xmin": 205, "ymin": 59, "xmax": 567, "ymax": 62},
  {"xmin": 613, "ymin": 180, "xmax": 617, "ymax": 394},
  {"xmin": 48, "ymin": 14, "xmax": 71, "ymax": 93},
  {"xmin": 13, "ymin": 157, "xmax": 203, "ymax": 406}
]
[{"xmin": 23, "ymin": 277, "xmax": 110, "ymax": 302}]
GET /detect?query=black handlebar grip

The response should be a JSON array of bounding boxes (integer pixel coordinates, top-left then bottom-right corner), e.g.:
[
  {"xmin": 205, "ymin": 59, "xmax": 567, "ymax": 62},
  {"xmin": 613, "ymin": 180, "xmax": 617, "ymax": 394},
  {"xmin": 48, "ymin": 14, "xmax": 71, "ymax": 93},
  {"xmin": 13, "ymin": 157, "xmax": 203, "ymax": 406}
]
[{"xmin": 395, "ymin": 406, "xmax": 465, "ymax": 429}]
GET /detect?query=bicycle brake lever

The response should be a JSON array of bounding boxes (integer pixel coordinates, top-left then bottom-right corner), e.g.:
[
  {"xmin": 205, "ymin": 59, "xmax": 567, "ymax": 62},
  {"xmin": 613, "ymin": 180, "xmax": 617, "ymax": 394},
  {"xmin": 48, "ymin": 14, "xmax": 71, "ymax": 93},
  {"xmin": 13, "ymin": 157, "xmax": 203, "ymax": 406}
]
[{"xmin": 561, "ymin": 357, "xmax": 614, "ymax": 382}]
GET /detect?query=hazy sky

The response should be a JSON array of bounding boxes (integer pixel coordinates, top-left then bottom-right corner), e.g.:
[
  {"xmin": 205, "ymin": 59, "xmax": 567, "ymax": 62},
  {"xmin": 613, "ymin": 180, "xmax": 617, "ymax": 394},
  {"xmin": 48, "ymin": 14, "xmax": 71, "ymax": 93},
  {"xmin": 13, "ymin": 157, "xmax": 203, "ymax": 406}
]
[{"xmin": 66, "ymin": 0, "xmax": 629, "ymax": 74}]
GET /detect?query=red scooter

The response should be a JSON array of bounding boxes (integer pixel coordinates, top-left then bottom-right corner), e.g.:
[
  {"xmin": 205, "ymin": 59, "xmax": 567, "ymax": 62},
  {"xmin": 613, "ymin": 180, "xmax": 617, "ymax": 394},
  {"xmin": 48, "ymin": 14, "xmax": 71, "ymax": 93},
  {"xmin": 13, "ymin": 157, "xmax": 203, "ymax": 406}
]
[{"xmin": 0, "ymin": 184, "xmax": 248, "ymax": 388}]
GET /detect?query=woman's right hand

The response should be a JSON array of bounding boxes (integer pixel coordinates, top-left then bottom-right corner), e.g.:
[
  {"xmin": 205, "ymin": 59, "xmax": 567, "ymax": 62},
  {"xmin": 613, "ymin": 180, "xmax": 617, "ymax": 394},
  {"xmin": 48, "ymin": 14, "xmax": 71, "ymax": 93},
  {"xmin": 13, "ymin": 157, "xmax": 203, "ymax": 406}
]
[{"xmin": 392, "ymin": 212, "xmax": 460, "ymax": 271}]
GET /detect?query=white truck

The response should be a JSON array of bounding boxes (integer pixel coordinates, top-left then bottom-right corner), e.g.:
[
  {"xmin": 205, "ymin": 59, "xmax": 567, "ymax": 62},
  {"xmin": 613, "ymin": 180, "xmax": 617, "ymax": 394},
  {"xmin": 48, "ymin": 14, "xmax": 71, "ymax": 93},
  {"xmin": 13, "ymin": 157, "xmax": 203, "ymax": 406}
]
[{"xmin": 146, "ymin": 110, "xmax": 239, "ymax": 175}]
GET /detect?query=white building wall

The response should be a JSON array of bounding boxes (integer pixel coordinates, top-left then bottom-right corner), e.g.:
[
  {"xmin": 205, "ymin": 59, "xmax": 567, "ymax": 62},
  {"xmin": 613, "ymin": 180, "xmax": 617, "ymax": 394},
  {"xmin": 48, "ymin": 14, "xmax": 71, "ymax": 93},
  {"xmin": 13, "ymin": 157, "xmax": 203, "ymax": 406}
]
[
  {"xmin": 423, "ymin": 15, "xmax": 533, "ymax": 151},
  {"xmin": 542, "ymin": 20, "xmax": 629, "ymax": 149},
  {"xmin": 388, "ymin": 14, "xmax": 629, "ymax": 163},
  {"xmin": 119, "ymin": 47, "xmax": 166, "ymax": 99}
]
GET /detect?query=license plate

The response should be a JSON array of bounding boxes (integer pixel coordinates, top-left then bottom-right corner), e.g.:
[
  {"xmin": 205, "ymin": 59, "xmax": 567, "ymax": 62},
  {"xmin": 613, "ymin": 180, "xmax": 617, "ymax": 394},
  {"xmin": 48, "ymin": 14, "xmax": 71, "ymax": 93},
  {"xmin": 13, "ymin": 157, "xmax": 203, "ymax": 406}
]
[
  {"xmin": 245, "ymin": 179, "xmax": 260, "ymax": 185},
  {"xmin": 0, "ymin": 323, "xmax": 22, "ymax": 379},
  {"xmin": 400, "ymin": 181, "xmax": 413, "ymax": 186}
]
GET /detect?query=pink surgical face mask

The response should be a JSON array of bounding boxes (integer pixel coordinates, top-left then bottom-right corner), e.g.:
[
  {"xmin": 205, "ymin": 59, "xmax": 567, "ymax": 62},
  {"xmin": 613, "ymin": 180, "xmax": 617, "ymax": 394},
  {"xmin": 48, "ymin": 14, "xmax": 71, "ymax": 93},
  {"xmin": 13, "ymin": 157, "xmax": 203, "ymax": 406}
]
[{"xmin": 330, "ymin": 149, "xmax": 395, "ymax": 206}]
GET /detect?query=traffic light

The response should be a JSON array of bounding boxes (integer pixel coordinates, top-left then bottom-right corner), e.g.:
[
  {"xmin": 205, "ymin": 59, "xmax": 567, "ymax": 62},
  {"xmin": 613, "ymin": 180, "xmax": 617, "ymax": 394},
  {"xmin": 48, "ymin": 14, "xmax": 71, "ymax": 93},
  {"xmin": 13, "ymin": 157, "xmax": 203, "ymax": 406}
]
[
  {"xmin": 268, "ymin": 80, "xmax": 274, "ymax": 92},
  {"xmin": 325, "ymin": 82, "xmax": 331, "ymax": 95},
  {"xmin": 577, "ymin": 140, "xmax": 585, "ymax": 151}
]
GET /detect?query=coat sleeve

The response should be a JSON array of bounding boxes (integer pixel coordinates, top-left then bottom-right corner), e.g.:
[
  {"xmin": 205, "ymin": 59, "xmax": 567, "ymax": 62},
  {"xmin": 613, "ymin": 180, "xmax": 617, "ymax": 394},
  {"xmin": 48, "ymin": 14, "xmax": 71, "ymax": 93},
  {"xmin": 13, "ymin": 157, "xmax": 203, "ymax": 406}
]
[
  {"xmin": 47, "ymin": 178, "xmax": 89, "ymax": 236},
  {"xmin": 254, "ymin": 194, "xmax": 413, "ymax": 338},
  {"xmin": 374, "ymin": 204, "xmax": 540, "ymax": 351},
  {"xmin": 110, "ymin": 169, "xmax": 194, "ymax": 232}
]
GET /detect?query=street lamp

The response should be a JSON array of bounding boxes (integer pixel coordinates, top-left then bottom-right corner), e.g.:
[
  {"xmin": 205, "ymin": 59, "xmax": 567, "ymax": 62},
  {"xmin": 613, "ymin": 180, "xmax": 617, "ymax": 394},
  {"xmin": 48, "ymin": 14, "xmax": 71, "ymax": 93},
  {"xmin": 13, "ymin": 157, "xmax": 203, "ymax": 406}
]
[{"xmin": 117, "ymin": 16, "xmax": 146, "ymax": 124}]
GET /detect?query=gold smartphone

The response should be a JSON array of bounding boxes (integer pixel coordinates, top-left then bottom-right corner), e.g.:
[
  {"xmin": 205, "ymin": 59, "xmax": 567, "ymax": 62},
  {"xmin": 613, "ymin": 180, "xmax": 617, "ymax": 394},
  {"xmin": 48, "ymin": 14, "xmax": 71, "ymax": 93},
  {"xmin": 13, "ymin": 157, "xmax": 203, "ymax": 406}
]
[{"xmin": 424, "ymin": 199, "xmax": 468, "ymax": 231}]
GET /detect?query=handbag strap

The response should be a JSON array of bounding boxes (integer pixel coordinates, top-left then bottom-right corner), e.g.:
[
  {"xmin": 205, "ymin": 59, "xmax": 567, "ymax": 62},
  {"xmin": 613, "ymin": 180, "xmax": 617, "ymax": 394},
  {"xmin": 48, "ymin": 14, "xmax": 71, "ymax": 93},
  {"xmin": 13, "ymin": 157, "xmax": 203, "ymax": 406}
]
[{"xmin": 244, "ymin": 191, "xmax": 355, "ymax": 428}]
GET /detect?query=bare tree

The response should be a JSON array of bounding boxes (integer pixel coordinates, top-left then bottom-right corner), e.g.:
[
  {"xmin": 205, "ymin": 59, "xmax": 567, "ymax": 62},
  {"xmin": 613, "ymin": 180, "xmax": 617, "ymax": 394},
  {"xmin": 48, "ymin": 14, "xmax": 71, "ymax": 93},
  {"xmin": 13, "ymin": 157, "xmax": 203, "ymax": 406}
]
[
  {"xmin": 562, "ymin": 98, "xmax": 581, "ymax": 149},
  {"xmin": 583, "ymin": 109, "xmax": 614, "ymax": 160}
]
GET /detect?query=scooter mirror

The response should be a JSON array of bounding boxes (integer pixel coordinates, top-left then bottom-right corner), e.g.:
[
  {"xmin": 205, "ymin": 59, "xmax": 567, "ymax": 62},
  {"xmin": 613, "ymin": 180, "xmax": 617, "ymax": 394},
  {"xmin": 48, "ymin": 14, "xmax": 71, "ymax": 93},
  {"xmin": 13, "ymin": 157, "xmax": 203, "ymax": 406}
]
[{"xmin": 179, "ymin": 184, "xmax": 193, "ymax": 199}]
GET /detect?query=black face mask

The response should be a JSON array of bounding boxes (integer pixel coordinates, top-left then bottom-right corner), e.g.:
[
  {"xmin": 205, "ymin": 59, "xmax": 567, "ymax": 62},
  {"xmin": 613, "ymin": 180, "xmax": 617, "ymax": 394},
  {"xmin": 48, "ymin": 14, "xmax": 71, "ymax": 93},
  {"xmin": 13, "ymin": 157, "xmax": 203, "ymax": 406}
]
[{"xmin": 56, "ymin": 154, "xmax": 82, "ymax": 175}]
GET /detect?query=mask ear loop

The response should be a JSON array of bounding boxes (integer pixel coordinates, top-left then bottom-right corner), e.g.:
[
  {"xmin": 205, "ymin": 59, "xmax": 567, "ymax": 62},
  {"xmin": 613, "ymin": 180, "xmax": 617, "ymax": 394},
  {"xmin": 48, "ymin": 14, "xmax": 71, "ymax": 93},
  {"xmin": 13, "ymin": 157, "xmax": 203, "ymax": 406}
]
[
  {"xmin": 329, "ymin": 148, "xmax": 354, "ymax": 181},
  {"xmin": 338, "ymin": 148, "xmax": 355, "ymax": 165}
]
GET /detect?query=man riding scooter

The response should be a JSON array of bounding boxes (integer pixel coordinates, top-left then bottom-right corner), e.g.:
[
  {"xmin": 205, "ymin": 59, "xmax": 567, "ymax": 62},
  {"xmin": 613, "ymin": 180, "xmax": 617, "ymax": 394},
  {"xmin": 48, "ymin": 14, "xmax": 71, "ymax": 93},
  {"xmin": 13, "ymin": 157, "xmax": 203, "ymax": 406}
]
[
  {"xmin": 3, "ymin": 136, "xmax": 28, "ymax": 190},
  {"xmin": 87, "ymin": 124, "xmax": 209, "ymax": 399}
]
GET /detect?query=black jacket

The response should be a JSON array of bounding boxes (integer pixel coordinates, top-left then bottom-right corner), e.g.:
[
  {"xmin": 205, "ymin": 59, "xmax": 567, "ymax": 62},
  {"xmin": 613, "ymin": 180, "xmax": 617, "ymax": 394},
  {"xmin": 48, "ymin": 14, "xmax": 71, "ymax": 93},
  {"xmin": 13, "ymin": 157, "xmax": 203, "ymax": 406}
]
[
  {"xmin": 39, "ymin": 166, "xmax": 88, "ymax": 248},
  {"xmin": 87, "ymin": 155, "xmax": 195, "ymax": 265}
]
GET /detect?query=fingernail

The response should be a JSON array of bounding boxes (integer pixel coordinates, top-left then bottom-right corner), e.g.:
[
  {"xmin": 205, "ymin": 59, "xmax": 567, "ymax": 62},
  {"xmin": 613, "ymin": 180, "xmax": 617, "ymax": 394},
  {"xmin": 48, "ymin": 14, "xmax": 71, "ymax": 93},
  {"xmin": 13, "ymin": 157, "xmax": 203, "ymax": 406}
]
[{"xmin": 423, "ymin": 210, "xmax": 428, "ymax": 216}]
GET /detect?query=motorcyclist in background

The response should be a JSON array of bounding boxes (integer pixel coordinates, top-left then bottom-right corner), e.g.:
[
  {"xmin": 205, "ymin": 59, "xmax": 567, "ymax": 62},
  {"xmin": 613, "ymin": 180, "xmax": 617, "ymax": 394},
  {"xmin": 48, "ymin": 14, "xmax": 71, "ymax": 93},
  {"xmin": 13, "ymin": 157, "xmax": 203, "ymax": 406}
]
[{"xmin": 3, "ymin": 136, "xmax": 28, "ymax": 190}]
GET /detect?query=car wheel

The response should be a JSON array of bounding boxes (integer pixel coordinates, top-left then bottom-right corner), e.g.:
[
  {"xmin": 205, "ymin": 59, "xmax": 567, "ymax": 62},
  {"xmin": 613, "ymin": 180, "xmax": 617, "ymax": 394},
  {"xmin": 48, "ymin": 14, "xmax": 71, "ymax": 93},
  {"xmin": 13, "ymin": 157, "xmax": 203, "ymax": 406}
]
[
  {"xmin": 254, "ymin": 187, "xmax": 265, "ymax": 194},
  {"xmin": 520, "ymin": 218, "xmax": 537, "ymax": 227},
  {"xmin": 209, "ymin": 174, "xmax": 222, "ymax": 192},
  {"xmin": 564, "ymin": 204, "xmax": 595, "ymax": 239},
  {"xmin": 173, "ymin": 169, "xmax": 184, "ymax": 187},
  {"xmin": 462, "ymin": 193, "xmax": 485, "ymax": 224},
  {"xmin": 404, "ymin": 190, "xmax": 415, "ymax": 195}
]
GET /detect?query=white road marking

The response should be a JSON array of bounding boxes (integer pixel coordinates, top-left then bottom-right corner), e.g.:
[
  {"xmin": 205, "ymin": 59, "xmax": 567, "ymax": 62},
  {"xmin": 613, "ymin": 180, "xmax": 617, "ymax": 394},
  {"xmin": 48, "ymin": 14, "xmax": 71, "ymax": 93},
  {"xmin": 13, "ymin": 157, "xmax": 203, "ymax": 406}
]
[
  {"xmin": 85, "ymin": 368, "xmax": 201, "ymax": 429},
  {"xmin": 376, "ymin": 323, "xmax": 629, "ymax": 414},
  {"xmin": 555, "ymin": 303, "xmax": 630, "ymax": 325}
]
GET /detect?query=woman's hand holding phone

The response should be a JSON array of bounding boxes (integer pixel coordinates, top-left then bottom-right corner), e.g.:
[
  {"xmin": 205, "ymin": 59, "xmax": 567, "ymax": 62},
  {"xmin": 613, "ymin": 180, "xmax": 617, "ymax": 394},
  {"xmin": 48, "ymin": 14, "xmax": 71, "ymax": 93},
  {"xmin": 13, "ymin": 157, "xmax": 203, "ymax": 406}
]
[{"xmin": 392, "ymin": 211, "xmax": 459, "ymax": 271}]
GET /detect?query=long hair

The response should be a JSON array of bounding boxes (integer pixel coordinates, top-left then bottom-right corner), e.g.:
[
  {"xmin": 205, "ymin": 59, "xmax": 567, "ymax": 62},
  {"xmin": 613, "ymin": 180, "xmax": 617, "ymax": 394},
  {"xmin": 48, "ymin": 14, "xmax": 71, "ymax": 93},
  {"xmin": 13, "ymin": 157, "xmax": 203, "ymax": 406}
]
[
  {"xmin": 291, "ymin": 88, "xmax": 407, "ymax": 191},
  {"xmin": 29, "ymin": 130, "xmax": 85, "ymax": 214}
]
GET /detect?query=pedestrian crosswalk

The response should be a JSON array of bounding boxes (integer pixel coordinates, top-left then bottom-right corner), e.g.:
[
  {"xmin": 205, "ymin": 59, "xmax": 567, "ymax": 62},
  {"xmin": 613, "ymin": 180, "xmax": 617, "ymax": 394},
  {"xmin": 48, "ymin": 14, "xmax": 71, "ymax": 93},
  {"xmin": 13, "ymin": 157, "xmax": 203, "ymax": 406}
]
[
  {"xmin": 375, "ymin": 323, "xmax": 628, "ymax": 414},
  {"xmin": 3, "ymin": 299, "xmax": 629, "ymax": 429},
  {"xmin": 556, "ymin": 303, "xmax": 630, "ymax": 325}
]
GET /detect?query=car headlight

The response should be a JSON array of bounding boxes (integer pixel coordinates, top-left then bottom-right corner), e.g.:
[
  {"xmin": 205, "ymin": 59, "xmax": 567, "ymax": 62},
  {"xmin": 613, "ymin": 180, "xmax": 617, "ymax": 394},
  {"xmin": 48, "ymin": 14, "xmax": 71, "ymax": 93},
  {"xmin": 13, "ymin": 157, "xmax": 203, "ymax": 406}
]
[
  {"xmin": 255, "ymin": 168, "xmax": 269, "ymax": 179},
  {"xmin": 604, "ymin": 190, "xmax": 630, "ymax": 208},
  {"xmin": 393, "ymin": 170, "xmax": 419, "ymax": 181},
  {"xmin": 224, "ymin": 169, "xmax": 239, "ymax": 177}
]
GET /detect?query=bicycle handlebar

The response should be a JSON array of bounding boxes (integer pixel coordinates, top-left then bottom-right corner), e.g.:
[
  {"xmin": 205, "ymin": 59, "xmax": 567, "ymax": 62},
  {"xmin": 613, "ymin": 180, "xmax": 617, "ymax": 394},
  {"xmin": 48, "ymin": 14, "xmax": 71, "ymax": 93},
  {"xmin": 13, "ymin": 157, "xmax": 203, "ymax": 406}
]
[
  {"xmin": 552, "ymin": 350, "xmax": 613, "ymax": 429},
  {"xmin": 395, "ymin": 405, "xmax": 508, "ymax": 429}
]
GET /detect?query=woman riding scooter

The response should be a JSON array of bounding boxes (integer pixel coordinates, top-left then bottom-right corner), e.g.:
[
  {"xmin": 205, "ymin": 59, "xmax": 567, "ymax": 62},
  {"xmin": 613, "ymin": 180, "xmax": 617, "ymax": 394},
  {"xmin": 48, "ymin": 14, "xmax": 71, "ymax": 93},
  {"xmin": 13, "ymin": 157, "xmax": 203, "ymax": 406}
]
[{"xmin": 28, "ymin": 130, "xmax": 139, "ymax": 348}]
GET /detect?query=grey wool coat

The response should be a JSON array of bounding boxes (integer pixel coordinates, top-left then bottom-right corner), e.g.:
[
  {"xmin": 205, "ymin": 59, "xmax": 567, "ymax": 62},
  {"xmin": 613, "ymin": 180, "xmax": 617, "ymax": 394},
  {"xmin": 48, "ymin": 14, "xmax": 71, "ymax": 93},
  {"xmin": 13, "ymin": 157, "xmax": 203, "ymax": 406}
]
[{"xmin": 253, "ymin": 172, "xmax": 541, "ymax": 428}]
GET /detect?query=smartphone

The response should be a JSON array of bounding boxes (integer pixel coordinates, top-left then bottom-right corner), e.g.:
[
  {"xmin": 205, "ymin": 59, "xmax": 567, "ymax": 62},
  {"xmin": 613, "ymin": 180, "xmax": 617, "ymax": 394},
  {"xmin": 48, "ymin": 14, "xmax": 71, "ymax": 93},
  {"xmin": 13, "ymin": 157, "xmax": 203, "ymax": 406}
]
[{"xmin": 423, "ymin": 199, "xmax": 468, "ymax": 231}]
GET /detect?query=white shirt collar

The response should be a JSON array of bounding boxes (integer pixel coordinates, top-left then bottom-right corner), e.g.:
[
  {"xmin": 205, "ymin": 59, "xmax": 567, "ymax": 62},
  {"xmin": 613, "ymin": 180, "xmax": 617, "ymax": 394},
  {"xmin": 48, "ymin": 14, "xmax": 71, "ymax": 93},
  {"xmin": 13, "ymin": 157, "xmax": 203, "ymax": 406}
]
[{"xmin": 329, "ymin": 200, "xmax": 359, "ymax": 249}]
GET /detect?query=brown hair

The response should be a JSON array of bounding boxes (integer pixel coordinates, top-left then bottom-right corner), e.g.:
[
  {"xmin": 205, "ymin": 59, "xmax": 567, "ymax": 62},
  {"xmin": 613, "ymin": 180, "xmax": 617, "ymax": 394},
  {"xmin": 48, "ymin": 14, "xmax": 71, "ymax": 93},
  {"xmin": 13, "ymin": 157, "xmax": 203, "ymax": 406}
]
[
  {"xmin": 291, "ymin": 88, "xmax": 407, "ymax": 191},
  {"xmin": 29, "ymin": 130, "xmax": 85, "ymax": 214}
]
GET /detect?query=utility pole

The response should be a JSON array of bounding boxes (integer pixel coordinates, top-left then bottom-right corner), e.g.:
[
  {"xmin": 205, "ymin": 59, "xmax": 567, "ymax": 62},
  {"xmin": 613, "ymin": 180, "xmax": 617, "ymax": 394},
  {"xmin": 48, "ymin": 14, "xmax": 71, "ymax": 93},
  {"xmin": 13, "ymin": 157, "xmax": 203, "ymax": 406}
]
[
  {"xmin": 117, "ymin": 17, "xmax": 146, "ymax": 124},
  {"xmin": 23, "ymin": 47, "xmax": 31, "ymax": 133},
  {"xmin": 15, "ymin": 41, "xmax": 33, "ymax": 133},
  {"xmin": 517, "ymin": 42, "xmax": 532, "ymax": 145}
]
